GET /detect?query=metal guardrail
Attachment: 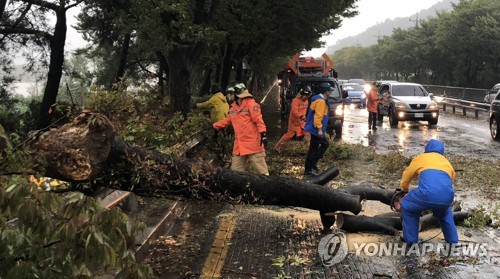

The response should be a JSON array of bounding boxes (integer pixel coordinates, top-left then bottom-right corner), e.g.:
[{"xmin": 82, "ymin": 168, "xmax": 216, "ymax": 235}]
[
  {"xmin": 418, "ymin": 84, "xmax": 491, "ymax": 119},
  {"xmin": 437, "ymin": 97, "xmax": 490, "ymax": 119},
  {"xmin": 424, "ymin": 84, "xmax": 492, "ymax": 103}
]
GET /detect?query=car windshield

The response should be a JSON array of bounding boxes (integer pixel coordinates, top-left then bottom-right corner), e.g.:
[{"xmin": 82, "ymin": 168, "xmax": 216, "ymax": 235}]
[
  {"xmin": 343, "ymin": 84, "xmax": 363, "ymax": 91},
  {"xmin": 296, "ymin": 81, "xmax": 341, "ymax": 99},
  {"xmin": 348, "ymin": 79, "xmax": 366, "ymax": 85},
  {"xmin": 392, "ymin": 85, "xmax": 428, "ymax": 97}
]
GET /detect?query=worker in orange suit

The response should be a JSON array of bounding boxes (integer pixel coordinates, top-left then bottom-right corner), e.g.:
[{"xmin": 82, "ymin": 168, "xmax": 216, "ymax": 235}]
[
  {"xmin": 274, "ymin": 86, "xmax": 312, "ymax": 153},
  {"xmin": 366, "ymin": 82, "xmax": 380, "ymax": 130},
  {"xmin": 213, "ymin": 83, "xmax": 269, "ymax": 175}
]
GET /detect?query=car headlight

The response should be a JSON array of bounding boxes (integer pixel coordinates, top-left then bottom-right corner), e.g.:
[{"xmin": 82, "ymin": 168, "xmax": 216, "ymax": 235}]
[
  {"xmin": 433, "ymin": 96, "xmax": 443, "ymax": 103},
  {"xmin": 335, "ymin": 106, "xmax": 344, "ymax": 116},
  {"xmin": 395, "ymin": 103, "xmax": 407, "ymax": 109},
  {"xmin": 427, "ymin": 102, "xmax": 438, "ymax": 109}
]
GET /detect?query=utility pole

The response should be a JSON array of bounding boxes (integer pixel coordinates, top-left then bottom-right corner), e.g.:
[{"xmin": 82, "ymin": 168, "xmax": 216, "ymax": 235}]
[{"xmin": 409, "ymin": 12, "xmax": 419, "ymax": 28}]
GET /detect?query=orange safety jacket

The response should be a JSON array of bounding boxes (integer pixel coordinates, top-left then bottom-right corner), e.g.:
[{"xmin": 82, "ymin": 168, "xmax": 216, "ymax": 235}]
[
  {"xmin": 366, "ymin": 88, "xmax": 379, "ymax": 113},
  {"xmin": 213, "ymin": 97, "xmax": 267, "ymax": 156},
  {"xmin": 288, "ymin": 97, "xmax": 309, "ymax": 136}
]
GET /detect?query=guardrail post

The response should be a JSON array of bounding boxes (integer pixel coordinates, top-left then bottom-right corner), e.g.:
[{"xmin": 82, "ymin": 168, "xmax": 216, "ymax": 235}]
[
  {"xmin": 452, "ymin": 105, "xmax": 456, "ymax": 114},
  {"xmin": 475, "ymin": 109, "xmax": 479, "ymax": 118},
  {"xmin": 442, "ymin": 103, "xmax": 447, "ymax": 111},
  {"xmin": 462, "ymin": 107, "xmax": 466, "ymax": 116}
]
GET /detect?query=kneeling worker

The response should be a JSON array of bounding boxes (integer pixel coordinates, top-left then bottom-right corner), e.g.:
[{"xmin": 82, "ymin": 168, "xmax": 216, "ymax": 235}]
[{"xmin": 400, "ymin": 139, "xmax": 458, "ymax": 244}]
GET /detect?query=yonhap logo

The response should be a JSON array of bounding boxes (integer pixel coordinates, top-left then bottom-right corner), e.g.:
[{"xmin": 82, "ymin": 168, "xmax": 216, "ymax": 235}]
[{"xmin": 317, "ymin": 232, "xmax": 348, "ymax": 266}]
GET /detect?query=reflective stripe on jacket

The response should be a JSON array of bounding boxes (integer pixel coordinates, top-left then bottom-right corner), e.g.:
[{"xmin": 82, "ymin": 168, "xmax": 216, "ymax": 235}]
[
  {"xmin": 196, "ymin": 92, "xmax": 229, "ymax": 122},
  {"xmin": 304, "ymin": 94, "xmax": 329, "ymax": 136},
  {"xmin": 288, "ymin": 97, "xmax": 309, "ymax": 135},
  {"xmin": 213, "ymin": 97, "xmax": 267, "ymax": 156}
]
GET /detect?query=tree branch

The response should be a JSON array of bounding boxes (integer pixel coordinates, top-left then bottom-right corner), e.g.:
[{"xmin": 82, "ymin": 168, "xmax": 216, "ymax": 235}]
[
  {"xmin": 23, "ymin": 0, "xmax": 59, "ymax": 11},
  {"xmin": 65, "ymin": 0, "xmax": 84, "ymax": 10},
  {"xmin": 0, "ymin": 27, "xmax": 52, "ymax": 39}
]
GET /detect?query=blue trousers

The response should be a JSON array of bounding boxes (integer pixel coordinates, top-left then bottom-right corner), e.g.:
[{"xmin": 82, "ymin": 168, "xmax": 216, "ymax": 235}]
[{"xmin": 401, "ymin": 195, "xmax": 458, "ymax": 244}]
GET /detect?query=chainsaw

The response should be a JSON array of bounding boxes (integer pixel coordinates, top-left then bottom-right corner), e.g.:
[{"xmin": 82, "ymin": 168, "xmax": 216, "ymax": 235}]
[{"xmin": 390, "ymin": 189, "xmax": 408, "ymax": 212}]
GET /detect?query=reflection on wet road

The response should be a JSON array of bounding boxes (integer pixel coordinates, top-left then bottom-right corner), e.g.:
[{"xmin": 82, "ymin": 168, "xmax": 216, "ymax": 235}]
[{"xmin": 342, "ymin": 108, "xmax": 500, "ymax": 159}]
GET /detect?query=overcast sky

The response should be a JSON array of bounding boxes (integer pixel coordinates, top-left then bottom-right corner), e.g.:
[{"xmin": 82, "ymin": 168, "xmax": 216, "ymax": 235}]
[{"xmin": 302, "ymin": 0, "xmax": 444, "ymax": 57}]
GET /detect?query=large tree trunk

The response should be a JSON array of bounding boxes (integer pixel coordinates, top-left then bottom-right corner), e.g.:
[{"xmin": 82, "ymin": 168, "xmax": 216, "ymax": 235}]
[
  {"xmin": 339, "ymin": 184, "xmax": 394, "ymax": 205},
  {"xmin": 113, "ymin": 32, "xmax": 131, "ymax": 86},
  {"xmin": 220, "ymin": 40, "xmax": 233, "ymax": 90},
  {"xmin": 199, "ymin": 66, "xmax": 212, "ymax": 96},
  {"xmin": 37, "ymin": 8, "xmax": 66, "ymax": 129},
  {"xmin": 167, "ymin": 47, "xmax": 193, "ymax": 118},
  {"xmin": 156, "ymin": 51, "xmax": 169, "ymax": 96},
  {"xmin": 0, "ymin": 0, "xmax": 7, "ymax": 18},
  {"xmin": 23, "ymin": 113, "xmax": 363, "ymax": 217}
]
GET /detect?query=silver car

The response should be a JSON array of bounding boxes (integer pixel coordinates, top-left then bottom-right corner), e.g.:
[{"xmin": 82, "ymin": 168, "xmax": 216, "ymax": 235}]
[
  {"xmin": 484, "ymin": 83, "xmax": 500, "ymax": 103},
  {"xmin": 377, "ymin": 82, "xmax": 439, "ymax": 127}
]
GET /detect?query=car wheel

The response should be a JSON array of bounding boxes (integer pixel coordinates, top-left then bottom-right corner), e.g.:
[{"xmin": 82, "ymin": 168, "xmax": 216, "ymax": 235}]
[
  {"xmin": 491, "ymin": 117, "xmax": 500, "ymax": 141},
  {"xmin": 428, "ymin": 118, "xmax": 438, "ymax": 126},
  {"xmin": 377, "ymin": 108, "xmax": 383, "ymax": 122},
  {"xmin": 334, "ymin": 125, "xmax": 343, "ymax": 139},
  {"xmin": 389, "ymin": 109, "xmax": 398, "ymax": 127}
]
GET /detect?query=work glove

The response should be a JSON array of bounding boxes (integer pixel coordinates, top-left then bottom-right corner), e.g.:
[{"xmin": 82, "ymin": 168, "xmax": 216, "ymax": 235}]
[
  {"xmin": 260, "ymin": 132, "xmax": 268, "ymax": 147},
  {"xmin": 317, "ymin": 130, "xmax": 324, "ymax": 138},
  {"xmin": 300, "ymin": 115, "xmax": 306, "ymax": 121}
]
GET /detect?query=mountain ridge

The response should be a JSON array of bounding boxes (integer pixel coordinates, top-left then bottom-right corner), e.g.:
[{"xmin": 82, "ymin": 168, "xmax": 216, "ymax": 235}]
[{"xmin": 326, "ymin": 0, "xmax": 459, "ymax": 54}]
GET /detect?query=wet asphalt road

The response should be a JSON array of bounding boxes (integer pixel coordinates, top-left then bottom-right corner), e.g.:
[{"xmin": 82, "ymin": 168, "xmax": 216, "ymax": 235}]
[{"xmin": 341, "ymin": 106, "xmax": 500, "ymax": 160}]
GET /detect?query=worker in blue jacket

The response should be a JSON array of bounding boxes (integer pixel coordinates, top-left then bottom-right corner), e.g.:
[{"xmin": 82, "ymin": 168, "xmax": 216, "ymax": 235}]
[
  {"xmin": 400, "ymin": 139, "xmax": 458, "ymax": 244},
  {"xmin": 303, "ymin": 83, "xmax": 332, "ymax": 176}
]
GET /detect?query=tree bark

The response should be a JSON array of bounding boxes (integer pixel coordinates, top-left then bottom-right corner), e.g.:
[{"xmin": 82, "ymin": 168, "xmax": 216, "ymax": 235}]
[
  {"xmin": 336, "ymin": 213, "xmax": 401, "ymax": 235},
  {"xmin": 220, "ymin": 40, "xmax": 233, "ymax": 89},
  {"xmin": 113, "ymin": 32, "xmax": 131, "ymax": 87},
  {"xmin": 339, "ymin": 184, "xmax": 394, "ymax": 205},
  {"xmin": 167, "ymin": 47, "xmax": 193, "ymax": 118},
  {"xmin": 156, "ymin": 51, "xmax": 169, "ymax": 96},
  {"xmin": 0, "ymin": 0, "xmax": 7, "ymax": 18},
  {"xmin": 37, "ymin": 8, "xmax": 66, "ymax": 129},
  {"xmin": 199, "ymin": 66, "xmax": 213, "ymax": 96}
]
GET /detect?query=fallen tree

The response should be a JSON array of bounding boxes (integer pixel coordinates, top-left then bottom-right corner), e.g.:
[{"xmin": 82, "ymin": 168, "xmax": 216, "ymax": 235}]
[
  {"xmin": 10, "ymin": 113, "xmax": 362, "ymax": 220},
  {"xmin": 8, "ymin": 113, "xmax": 482, "ymax": 235}
]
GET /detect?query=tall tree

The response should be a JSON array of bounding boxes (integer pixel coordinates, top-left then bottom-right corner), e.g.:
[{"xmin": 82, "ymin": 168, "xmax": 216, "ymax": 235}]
[{"xmin": 0, "ymin": 0, "xmax": 84, "ymax": 129}]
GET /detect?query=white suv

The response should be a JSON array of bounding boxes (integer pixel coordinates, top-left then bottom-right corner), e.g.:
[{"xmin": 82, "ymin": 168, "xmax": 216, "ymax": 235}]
[
  {"xmin": 377, "ymin": 82, "xmax": 439, "ymax": 127},
  {"xmin": 484, "ymin": 83, "xmax": 500, "ymax": 103}
]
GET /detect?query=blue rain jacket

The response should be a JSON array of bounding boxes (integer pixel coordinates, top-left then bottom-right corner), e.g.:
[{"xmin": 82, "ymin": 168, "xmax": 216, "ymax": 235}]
[
  {"xmin": 304, "ymin": 94, "xmax": 329, "ymax": 136},
  {"xmin": 400, "ymin": 139, "xmax": 456, "ymax": 205}
]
